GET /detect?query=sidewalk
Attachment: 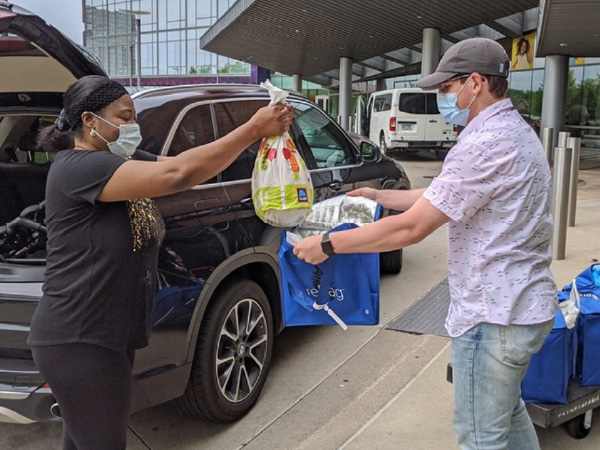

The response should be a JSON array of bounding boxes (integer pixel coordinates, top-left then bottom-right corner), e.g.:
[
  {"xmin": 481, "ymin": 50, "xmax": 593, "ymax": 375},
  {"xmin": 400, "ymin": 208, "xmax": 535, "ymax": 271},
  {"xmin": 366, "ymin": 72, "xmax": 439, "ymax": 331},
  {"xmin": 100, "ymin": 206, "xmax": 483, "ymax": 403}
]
[{"xmin": 338, "ymin": 162, "xmax": 600, "ymax": 449}]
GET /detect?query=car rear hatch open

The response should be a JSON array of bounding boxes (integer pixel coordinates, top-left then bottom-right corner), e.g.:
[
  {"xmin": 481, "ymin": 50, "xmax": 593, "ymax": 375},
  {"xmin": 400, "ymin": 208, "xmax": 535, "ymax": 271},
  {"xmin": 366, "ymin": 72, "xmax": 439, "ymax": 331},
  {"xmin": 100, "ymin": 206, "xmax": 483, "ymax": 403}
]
[
  {"xmin": 0, "ymin": 2, "xmax": 105, "ymax": 396},
  {"xmin": 0, "ymin": 2, "xmax": 106, "ymax": 111}
]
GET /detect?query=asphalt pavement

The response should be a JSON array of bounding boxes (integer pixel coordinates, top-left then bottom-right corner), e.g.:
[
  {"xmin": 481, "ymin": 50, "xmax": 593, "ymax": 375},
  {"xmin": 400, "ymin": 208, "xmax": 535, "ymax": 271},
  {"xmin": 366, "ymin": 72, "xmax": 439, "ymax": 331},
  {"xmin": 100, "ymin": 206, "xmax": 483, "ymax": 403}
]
[{"xmin": 1, "ymin": 150, "xmax": 599, "ymax": 449}]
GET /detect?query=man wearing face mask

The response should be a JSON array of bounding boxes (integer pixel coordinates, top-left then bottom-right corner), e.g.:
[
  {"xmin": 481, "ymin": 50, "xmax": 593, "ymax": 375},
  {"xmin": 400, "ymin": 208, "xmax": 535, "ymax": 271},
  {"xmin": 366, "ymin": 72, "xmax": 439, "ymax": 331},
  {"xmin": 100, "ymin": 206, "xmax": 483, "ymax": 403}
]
[
  {"xmin": 28, "ymin": 75, "xmax": 293, "ymax": 450},
  {"xmin": 293, "ymin": 37, "xmax": 557, "ymax": 449}
]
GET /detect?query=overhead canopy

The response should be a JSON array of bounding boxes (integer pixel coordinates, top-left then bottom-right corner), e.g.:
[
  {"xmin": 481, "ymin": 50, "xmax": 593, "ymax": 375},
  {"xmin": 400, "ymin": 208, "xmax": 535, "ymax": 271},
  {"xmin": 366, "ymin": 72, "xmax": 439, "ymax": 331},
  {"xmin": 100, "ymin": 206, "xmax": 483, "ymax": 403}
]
[
  {"xmin": 200, "ymin": 0, "xmax": 538, "ymax": 85},
  {"xmin": 536, "ymin": 0, "xmax": 600, "ymax": 57}
]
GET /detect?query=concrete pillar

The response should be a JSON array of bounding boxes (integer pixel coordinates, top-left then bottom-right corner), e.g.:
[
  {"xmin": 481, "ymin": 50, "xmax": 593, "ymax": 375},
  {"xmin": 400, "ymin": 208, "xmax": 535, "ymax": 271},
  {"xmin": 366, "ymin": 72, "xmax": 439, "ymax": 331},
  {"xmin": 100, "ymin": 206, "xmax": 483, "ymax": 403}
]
[
  {"xmin": 339, "ymin": 57, "xmax": 353, "ymax": 131},
  {"xmin": 540, "ymin": 55, "xmax": 569, "ymax": 149},
  {"xmin": 292, "ymin": 74, "xmax": 302, "ymax": 93},
  {"xmin": 421, "ymin": 28, "xmax": 441, "ymax": 77},
  {"xmin": 376, "ymin": 78, "xmax": 387, "ymax": 91}
]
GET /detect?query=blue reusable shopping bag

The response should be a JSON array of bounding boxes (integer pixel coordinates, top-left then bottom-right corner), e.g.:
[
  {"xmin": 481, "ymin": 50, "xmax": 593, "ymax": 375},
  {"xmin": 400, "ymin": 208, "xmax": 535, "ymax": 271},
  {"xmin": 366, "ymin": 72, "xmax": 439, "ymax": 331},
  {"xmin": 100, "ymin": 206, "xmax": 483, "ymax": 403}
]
[
  {"xmin": 562, "ymin": 264, "xmax": 600, "ymax": 386},
  {"xmin": 521, "ymin": 301, "xmax": 577, "ymax": 404},
  {"xmin": 279, "ymin": 223, "xmax": 380, "ymax": 328}
]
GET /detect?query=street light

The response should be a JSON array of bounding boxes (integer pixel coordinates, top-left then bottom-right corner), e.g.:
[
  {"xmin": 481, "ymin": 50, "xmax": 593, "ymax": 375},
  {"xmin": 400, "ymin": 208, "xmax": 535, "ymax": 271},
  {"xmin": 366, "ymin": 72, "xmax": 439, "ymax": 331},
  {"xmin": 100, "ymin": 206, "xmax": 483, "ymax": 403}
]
[{"xmin": 120, "ymin": 9, "xmax": 150, "ymax": 87}]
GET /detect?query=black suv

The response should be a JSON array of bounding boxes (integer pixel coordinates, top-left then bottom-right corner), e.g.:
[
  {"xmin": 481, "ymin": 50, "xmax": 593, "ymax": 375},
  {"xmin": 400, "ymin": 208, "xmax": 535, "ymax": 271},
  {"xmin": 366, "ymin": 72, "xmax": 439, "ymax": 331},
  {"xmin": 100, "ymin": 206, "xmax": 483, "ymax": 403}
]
[{"xmin": 0, "ymin": 3, "xmax": 410, "ymax": 424}]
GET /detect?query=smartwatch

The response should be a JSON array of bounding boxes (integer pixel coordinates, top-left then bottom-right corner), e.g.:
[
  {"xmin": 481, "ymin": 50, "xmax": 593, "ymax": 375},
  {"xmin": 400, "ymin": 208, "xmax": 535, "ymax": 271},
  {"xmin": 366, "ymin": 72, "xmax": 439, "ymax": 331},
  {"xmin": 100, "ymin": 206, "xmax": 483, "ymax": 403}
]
[{"xmin": 320, "ymin": 232, "xmax": 336, "ymax": 256}]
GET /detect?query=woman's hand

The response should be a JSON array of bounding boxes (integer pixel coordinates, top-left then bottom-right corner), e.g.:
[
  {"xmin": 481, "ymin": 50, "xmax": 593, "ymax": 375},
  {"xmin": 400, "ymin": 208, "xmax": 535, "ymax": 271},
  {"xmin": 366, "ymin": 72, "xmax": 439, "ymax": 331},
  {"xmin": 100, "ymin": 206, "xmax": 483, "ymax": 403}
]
[
  {"xmin": 248, "ymin": 104, "xmax": 294, "ymax": 140},
  {"xmin": 346, "ymin": 187, "xmax": 380, "ymax": 202}
]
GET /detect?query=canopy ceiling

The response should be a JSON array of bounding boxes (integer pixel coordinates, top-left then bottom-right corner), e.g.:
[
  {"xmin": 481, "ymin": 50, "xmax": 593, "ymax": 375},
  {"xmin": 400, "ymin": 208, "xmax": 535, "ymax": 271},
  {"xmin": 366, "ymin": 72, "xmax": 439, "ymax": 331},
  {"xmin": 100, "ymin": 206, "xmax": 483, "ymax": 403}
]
[
  {"xmin": 201, "ymin": 0, "xmax": 539, "ymax": 85},
  {"xmin": 536, "ymin": 0, "xmax": 600, "ymax": 57}
]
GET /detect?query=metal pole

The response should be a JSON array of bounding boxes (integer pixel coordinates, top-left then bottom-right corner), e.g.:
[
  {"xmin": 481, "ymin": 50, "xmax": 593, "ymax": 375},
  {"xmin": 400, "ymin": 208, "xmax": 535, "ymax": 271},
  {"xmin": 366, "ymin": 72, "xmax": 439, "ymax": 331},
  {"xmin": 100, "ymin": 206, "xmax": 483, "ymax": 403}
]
[
  {"xmin": 421, "ymin": 28, "xmax": 441, "ymax": 77},
  {"xmin": 541, "ymin": 127, "xmax": 554, "ymax": 163},
  {"xmin": 136, "ymin": 18, "xmax": 141, "ymax": 87},
  {"xmin": 567, "ymin": 137, "xmax": 581, "ymax": 227},
  {"xmin": 339, "ymin": 57, "xmax": 353, "ymax": 131},
  {"xmin": 558, "ymin": 131, "xmax": 570, "ymax": 148},
  {"xmin": 552, "ymin": 146, "xmax": 573, "ymax": 260}
]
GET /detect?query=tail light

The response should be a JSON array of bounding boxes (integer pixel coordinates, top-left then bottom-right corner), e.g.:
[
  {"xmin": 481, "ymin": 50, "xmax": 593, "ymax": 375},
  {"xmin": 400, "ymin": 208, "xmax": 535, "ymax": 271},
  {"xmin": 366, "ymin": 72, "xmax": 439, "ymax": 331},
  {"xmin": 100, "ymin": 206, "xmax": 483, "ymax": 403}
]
[
  {"xmin": 0, "ymin": 11, "xmax": 17, "ymax": 20},
  {"xmin": 453, "ymin": 125, "xmax": 459, "ymax": 133},
  {"xmin": 389, "ymin": 117, "xmax": 396, "ymax": 132}
]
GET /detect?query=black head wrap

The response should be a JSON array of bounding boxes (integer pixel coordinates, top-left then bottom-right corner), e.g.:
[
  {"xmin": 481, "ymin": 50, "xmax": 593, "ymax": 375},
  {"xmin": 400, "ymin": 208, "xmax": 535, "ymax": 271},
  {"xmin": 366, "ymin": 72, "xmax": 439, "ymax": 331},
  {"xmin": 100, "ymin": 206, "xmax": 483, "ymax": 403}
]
[{"xmin": 57, "ymin": 78, "xmax": 128, "ymax": 132}]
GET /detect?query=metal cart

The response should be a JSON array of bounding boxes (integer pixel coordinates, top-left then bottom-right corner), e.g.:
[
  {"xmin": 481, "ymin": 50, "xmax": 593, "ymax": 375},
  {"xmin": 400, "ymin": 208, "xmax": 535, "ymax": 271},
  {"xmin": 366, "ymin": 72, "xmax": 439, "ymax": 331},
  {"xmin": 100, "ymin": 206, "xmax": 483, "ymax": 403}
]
[
  {"xmin": 526, "ymin": 380, "xmax": 599, "ymax": 439},
  {"xmin": 446, "ymin": 364, "xmax": 600, "ymax": 439}
]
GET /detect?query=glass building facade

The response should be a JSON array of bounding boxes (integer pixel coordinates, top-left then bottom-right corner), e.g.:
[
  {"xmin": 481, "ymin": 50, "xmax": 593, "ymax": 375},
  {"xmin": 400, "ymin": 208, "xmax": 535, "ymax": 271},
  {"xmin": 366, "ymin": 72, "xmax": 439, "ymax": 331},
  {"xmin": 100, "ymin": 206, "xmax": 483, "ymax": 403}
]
[
  {"xmin": 384, "ymin": 48, "xmax": 600, "ymax": 148},
  {"xmin": 83, "ymin": 0, "xmax": 250, "ymax": 81}
]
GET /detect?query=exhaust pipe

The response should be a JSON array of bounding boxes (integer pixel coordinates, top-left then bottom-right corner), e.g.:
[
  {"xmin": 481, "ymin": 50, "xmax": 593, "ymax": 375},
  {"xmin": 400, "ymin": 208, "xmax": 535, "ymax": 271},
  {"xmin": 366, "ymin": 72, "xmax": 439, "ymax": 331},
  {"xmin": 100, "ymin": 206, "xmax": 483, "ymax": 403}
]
[{"xmin": 50, "ymin": 403, "xmax": 62, "ymax": 418}]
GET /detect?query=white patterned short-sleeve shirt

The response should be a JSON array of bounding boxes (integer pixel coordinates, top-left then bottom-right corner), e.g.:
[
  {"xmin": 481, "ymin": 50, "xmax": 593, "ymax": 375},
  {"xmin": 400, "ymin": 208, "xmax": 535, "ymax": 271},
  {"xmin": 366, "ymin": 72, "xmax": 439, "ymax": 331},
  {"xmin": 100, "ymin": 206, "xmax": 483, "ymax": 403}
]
[{"xmin": 424, "ymin": 98, "xmax": 557, "ymax": 337}]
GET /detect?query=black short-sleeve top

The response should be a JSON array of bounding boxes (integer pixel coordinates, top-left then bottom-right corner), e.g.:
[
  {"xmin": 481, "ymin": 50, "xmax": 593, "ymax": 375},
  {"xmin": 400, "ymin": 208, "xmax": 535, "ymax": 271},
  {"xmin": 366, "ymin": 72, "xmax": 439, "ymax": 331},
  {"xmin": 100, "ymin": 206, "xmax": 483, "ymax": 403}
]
[{"xmin": 27, "ymin": 149, "xmax": 165, "ymax": 352}]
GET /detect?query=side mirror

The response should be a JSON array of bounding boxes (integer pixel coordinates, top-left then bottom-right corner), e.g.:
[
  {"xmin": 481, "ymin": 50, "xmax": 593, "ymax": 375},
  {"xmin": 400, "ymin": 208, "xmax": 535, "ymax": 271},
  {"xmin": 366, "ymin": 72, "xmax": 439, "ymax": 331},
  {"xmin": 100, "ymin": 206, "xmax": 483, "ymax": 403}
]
[{"xmin": 360, "ymin": 141, "xmax": 378, "ymax": 162}]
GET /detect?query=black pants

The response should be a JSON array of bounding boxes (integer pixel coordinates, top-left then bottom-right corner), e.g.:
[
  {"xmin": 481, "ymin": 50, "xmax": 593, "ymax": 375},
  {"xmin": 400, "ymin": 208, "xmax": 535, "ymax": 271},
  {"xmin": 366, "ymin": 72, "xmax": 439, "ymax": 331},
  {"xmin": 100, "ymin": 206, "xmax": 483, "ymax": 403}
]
[{"xmin": 31, "ymin": 343, "xmax": 135, "ymax": 450}]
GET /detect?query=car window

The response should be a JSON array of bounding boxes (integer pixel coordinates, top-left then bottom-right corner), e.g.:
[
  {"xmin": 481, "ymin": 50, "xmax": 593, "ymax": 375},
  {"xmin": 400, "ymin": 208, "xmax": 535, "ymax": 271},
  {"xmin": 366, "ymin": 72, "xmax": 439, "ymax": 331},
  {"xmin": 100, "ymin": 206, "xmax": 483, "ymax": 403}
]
[
  {"xmin": 426, "ymin": 93, "xmax": 440, "ymax": 114},
  {"xmin": 167, "ymin": 104, "xmax": 217, "ymax": 183},
  {"xmin": 168, "ymin": 104, "xmax": 214, "ymax": 156},
  {"xmin": 290, "ymin": 101, "xmax": 355, "ymax": 169},
  {"xmin": 215, "ymin": 100, "xmax": 269, "ymax": 182},
  {"xmin": 373, "ymin": 94, "xmax": 392, "ymax": 112},
  {"xmin": 398, "ymin": 93, "xmax": 426, "ymax": 114}
]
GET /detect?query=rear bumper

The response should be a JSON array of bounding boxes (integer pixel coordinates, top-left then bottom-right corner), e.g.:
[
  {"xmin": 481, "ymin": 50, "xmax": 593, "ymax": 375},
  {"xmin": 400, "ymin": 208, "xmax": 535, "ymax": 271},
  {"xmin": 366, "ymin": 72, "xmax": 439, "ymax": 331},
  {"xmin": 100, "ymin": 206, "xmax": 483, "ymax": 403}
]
[
  {"xmin": 390, "ymin": 140, "xmax": 455, "ymax": 151},
  {"xmin": 0, "ymin": 384, "xmax": 57, "ymax": 424}
]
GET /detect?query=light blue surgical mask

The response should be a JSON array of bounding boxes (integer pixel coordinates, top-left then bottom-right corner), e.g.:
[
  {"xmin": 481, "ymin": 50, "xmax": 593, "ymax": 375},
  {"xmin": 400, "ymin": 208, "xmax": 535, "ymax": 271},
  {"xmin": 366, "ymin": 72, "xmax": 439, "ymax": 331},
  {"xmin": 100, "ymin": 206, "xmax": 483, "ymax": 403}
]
[
  {"xmin": 90, "ymin": 112, "xmax": 142, "ymax": 159},
  {"xmin": 436, "ymin": 77, "xmax": 477, "ymax": 127}
]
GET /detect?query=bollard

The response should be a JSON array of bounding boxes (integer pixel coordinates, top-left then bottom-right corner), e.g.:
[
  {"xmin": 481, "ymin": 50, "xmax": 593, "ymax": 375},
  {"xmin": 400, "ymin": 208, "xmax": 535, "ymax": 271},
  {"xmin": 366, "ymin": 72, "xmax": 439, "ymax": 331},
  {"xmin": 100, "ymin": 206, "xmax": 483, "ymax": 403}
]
[
  {"xmin": 567, "ymin": 137, "xmax": 581, "ymax": 227},
  {"xmin": 552, "ymin": 146, "xmax": 573, "ymax": 260},
  {"xmin": 558, "ymin": 131, "xmax": 570, "ymax": 148},
  {"xmin": 541, "ymin": 128, "xmax": 554, "ymax": 163}
]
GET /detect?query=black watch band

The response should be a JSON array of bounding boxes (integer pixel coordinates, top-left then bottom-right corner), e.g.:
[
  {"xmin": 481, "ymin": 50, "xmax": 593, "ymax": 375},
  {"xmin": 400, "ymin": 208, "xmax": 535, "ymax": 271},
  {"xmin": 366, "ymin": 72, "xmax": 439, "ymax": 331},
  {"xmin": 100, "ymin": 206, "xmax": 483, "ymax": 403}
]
[{"xmin": 320, "ymin": 232, "xmax": 336, "ymax": 256}]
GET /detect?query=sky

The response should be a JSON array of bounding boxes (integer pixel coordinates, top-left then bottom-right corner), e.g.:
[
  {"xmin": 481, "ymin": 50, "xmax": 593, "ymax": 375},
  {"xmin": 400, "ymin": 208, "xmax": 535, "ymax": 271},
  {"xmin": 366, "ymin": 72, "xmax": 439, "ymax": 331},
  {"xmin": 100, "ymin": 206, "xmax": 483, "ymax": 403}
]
[{"xmin": 15, "ymin": 0, "xmax": 84, "ymax": 44}]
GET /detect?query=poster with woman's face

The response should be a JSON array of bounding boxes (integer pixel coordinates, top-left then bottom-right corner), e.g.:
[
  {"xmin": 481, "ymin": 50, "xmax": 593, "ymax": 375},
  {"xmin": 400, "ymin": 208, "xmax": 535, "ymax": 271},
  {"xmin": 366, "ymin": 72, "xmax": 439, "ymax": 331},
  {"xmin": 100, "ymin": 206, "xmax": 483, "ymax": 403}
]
[{"xmin": 511, "ymin": 32, "xmax": 536, "ymax": 71}]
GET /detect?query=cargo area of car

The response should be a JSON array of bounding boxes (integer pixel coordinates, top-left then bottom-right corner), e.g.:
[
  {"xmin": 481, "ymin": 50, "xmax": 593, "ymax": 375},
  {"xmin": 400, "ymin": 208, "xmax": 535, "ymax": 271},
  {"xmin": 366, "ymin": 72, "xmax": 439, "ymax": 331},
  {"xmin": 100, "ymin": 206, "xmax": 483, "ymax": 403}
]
[
  {"xmin": 0, "ymin": 114, "xmax": 51, "ymax": 226},
  {"xmin": 0, "ymin": 114, "xmax": 49, "ymax": 372}
]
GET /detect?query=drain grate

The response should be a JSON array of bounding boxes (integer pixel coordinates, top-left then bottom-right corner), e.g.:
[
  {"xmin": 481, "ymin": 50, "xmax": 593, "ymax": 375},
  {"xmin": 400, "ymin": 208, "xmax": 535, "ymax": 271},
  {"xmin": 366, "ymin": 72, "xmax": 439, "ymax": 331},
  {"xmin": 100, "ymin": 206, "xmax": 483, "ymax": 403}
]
[{"xmin": 387, "ymin": 277, "xmax": 450, "ymax": 337}]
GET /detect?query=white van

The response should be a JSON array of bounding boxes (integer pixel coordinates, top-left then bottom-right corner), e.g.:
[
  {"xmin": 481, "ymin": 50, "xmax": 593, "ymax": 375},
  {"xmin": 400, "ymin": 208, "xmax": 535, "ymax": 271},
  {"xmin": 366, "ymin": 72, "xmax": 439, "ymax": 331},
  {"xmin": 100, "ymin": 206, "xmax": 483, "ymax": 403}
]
[{"xmin": 362, "ymin": 88, "xmax": 457, "ymax": 159}]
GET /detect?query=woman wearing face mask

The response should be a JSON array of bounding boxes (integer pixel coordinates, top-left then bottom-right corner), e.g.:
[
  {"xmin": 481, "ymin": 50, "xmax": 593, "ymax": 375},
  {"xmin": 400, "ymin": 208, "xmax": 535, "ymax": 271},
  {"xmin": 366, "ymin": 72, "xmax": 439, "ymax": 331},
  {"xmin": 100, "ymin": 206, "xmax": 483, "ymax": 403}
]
[{"xmin": 28, "ymin": 75, "xmax": 293, "ymax": 450}]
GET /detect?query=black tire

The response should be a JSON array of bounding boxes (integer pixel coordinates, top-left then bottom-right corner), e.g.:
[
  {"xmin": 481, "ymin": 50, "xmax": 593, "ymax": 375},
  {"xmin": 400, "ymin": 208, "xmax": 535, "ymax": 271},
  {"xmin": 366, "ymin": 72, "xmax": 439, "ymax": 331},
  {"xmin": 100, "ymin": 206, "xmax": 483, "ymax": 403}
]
[
  {"xmin": 380, "ymin": 248, "xmax": 403, "ymax": 274},
  {"xmin": 379, "ymin": 133, "xmax": 388, "ymax": 155},
  {"xmin": 435, "ymin": 149, "xmax": 447, "ymax": 161},
  {"xmin": 175, "ymin": 278, "xmax": 274, "ymax": 422},
  {"xmin": 565, "ymin": 414, "xmax": 592, "ymax": 439}
]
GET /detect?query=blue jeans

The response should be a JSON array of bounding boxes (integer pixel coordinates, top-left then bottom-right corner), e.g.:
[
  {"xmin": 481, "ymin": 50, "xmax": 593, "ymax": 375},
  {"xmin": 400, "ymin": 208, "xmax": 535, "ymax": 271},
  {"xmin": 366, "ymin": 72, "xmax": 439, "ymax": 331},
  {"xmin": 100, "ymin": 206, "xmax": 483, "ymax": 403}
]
[{"xmin": 451, "ymin": 321, "xmax": 553, "ymax": 450}]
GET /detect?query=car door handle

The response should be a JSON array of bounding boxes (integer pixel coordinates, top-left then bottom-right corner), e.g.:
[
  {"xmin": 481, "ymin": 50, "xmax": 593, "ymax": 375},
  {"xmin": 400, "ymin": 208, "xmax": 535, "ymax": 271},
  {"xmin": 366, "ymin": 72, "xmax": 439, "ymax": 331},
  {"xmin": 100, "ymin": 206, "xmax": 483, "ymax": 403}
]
[
  {"xmin": 329, "ymin": 181, "xmax": 343, "ymax": 190},
  {"xmin": 429, "ymin": 120, "xmax": 438, "ymax": 123}
]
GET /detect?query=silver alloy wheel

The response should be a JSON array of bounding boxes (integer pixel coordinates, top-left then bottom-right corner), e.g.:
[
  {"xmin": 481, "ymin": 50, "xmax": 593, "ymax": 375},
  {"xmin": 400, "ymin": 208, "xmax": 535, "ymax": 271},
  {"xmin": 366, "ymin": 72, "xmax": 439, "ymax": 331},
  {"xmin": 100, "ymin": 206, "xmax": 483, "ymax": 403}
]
[{"xmin": 215, "ymin": 298, "xmax": 269, "ymax": 403}]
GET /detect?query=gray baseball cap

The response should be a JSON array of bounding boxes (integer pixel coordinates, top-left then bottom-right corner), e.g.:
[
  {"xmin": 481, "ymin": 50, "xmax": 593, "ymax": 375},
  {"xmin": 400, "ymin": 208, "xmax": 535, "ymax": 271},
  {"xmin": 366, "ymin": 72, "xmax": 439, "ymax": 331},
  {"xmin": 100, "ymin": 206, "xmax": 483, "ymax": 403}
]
[{"xmin": 416, "ymin": 37, "xmax": 510, "ymax": 90}]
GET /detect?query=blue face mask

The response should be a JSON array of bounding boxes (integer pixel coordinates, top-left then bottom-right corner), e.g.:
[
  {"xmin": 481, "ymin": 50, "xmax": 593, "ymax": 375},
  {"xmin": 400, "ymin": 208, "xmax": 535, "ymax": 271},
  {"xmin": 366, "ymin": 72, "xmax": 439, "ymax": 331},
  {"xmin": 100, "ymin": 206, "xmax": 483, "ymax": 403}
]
[
  {"xmin": 90, "ymin": 112, "xmax": 141, "ymax": 159},
  {"xmin": 436, "ymin": 77, "xmax": 477, "ymax": 127}
]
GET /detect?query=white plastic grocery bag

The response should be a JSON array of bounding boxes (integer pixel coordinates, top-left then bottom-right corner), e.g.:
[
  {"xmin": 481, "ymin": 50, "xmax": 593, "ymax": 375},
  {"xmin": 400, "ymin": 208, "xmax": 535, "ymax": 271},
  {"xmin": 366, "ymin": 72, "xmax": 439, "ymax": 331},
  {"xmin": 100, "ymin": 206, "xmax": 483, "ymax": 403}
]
[
  {"xmin": 559, "ymin": 279, "xmax": 580, "ymax": 329},
  {"xmin": 251, "ymin": 80, "xmax": 313, "ymax": 227}
]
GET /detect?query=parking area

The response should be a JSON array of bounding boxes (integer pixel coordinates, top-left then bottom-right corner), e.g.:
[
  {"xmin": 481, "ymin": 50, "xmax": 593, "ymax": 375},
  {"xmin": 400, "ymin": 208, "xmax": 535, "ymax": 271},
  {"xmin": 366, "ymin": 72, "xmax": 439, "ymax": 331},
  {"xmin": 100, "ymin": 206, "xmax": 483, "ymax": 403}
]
[{"xmin": 1, "ymin": 154, "xmax": 599, "ymax": 449}]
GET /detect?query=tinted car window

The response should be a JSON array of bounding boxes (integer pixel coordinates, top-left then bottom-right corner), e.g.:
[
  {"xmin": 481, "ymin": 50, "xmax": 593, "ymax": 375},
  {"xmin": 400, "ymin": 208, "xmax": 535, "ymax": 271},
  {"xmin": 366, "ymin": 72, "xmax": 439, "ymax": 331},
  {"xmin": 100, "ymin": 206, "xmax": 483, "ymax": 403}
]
[
  {"xmin": 214, "ymin": 100, "xmax": 269, "ymax": 182},
  {"xmin": 426, "ymin": 93, "xmax": 440, "ymax": 114},
  {"xmin": 168, "ymin": 104, "xmax": 214, "ymax": 156},
  {"xmin": 398, "ymin": 93, "xmax": 426, "ymax": 114},
  {"xmin": 290, "ymin": 101, "xmax": 354, "ymax": 168},
  {"xmin": 373, "ymin": 94, "xmax": 392, "ymax": 112}
]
